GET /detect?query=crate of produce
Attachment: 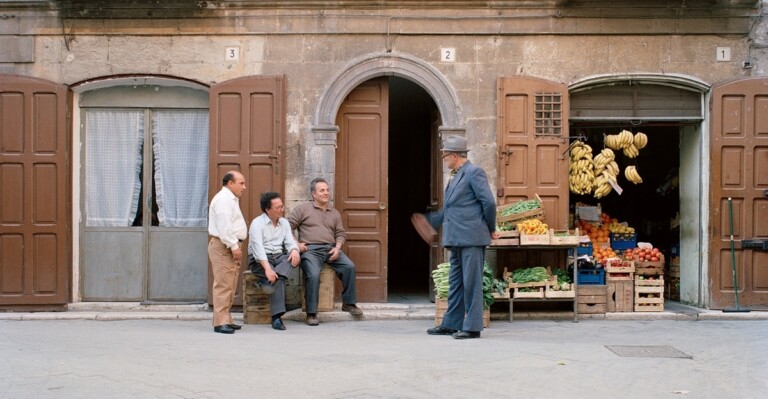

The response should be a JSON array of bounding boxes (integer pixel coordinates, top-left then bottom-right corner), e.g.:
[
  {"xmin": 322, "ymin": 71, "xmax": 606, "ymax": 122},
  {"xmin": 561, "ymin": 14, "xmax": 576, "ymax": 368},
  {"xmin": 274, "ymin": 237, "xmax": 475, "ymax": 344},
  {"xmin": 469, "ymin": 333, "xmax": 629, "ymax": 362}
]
[
  {"xmin": 607, "ymin": 280, "xmax": 634, "ymax": 312},
  {"xmin": 544, "ymin": 276, "xmax": 575, "ymax": 298},
  {"xmin": 634, "ymin": 276, "xmax": 664, "ymax": 312},
  {"xmin": 577, "ymin": 285, "xmax": 607, "ymax": 314},
  {"xmin": 577, "ymin": 241, "xmax": 593, "ymax": 256},
  {"xmin": 605, "ymin": 259, "xmax": 635, "ymax": 281},
  {"xmin": 636, "ymin": 260, "xmax": 665, "ymax": 276},
  {"xmin": 497, "ymin": 195, "xmax": 544, "ymax": 224},
  {"xmin": 520, "ymin": 233, "xmax": 551, "ymax": 245},
  {"xmin": 577, "ymin": 268, "xmax": 605, "ymax": 285},
  {"xmin": 610, "ymin": 232, "xmax": 637, "ymax": 250},
  {"xmin": 496, "ymin": 230, "xmax": 520, "ymax": 238},
  {"xmin": 508, "ymin": 268, "xmax": 555, "ymax": 299},
  {"xmin": 550, "ymin": 228, "xmax": 580, "ymax": 246}
]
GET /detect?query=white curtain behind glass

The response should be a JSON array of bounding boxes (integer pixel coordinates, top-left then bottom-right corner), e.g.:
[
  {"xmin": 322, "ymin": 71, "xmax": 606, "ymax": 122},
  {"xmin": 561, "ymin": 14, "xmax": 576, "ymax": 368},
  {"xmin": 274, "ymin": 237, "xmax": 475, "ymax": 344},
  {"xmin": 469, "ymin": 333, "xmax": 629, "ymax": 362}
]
[
  {"xmin": 85, "ymin": 110, "xmax": 144, "ymax": 227},
  {"xmin": 152, "ymin": 110, "xmax": 209, "ymax": 227}
]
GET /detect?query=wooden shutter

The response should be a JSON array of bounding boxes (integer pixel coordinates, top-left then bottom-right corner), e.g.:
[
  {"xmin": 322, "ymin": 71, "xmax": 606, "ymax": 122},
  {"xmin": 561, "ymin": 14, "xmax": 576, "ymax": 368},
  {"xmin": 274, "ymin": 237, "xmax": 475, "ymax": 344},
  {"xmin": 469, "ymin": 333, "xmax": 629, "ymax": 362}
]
[
  {"xmin": 0, "ymin": 75, "xmax": 70, "ymax": 306},
  {"xmin": 709, "ymin": 77, "xmax": 768, "ymax": 309},
  {"xmin": 208, "ymin": 75, "xmax": 286, "ymax": 306},
  {"xmin": 497, "ymin": 76, "xmax": 570, "ymax": 229}
]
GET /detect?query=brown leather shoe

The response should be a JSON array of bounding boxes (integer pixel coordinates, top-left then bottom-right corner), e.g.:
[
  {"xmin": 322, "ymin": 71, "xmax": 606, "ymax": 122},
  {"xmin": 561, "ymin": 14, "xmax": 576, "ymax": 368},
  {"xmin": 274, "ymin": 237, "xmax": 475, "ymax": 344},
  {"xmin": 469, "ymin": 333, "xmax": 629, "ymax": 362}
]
[
  {"xmin": 342, "ymin": 303, "xmax": 363, "ymax": 316},
  {"xmin": 306, "ymin": 315, "xmax": 319, "ymax": 326}
]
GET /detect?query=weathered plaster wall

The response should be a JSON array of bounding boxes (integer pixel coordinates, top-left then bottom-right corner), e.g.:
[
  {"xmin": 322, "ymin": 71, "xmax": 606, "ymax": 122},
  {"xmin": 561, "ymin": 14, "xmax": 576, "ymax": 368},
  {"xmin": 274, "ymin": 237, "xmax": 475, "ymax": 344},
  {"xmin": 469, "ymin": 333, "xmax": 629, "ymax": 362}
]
[{"xmin": 1, "ymin": 3, "xmax": 764, "ymax": 203}]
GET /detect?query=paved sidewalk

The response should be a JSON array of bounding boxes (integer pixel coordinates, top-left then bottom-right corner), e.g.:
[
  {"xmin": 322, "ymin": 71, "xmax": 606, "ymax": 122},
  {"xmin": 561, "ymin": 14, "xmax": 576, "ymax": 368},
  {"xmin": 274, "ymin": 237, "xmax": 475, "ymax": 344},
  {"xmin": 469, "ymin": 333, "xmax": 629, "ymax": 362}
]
[
  {"xmin": 0, "ymin": 300, "xmax": 765, "ymax": 322},
  {"xmin": 1, "ymin": 317, "xmax": 766, "ymax": 398}
]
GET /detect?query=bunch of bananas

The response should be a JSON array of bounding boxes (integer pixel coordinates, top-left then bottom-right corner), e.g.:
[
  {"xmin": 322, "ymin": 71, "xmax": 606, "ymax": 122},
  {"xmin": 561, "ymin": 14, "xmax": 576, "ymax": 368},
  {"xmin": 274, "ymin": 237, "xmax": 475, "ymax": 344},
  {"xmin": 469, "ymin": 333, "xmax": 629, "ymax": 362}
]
[
  {"xmin": 593, "ymin": 174, "xmax": 614, "ymax": 199},
  {"xmin": 593, "ymin": 148, "xmax": 619, "ymax": 178},
  {"xmin": 625, "ymin": 165, "xmax": 643, "ymax": 184},
  {"xmin": 605, "ymin": 130, "xmax": 647, "ymax": 159},
  {"xmin": 592, "ymin": 148, "xmax": 619, "ymax": 199},
  {"xmin": 607, "ymin": 222, "xmax": 636, "ymax": 234},
  {"xmin": 569, "ymin": 140, "xmax": 594, "ymax": 195},
  {"xmin": 633, "ymin": 132, "xmax": 648, "ymax": 149}
]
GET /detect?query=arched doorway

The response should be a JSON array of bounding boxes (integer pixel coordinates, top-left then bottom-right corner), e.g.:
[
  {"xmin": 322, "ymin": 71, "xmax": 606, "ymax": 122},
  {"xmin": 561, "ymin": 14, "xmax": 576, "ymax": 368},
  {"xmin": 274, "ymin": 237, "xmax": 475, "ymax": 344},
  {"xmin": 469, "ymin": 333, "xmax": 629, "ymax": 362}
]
[{"xmin": 313, "ymin": 52, "xmax": 462, "ymax": 302}]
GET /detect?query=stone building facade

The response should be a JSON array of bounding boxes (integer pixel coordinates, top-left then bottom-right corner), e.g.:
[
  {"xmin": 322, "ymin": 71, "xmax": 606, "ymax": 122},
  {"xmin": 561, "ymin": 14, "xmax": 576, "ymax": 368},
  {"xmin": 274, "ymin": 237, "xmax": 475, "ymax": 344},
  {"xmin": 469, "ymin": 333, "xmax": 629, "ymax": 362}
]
[{"xmin": 1, "ymin": 1, "xmax": 766, "ymax": 310}]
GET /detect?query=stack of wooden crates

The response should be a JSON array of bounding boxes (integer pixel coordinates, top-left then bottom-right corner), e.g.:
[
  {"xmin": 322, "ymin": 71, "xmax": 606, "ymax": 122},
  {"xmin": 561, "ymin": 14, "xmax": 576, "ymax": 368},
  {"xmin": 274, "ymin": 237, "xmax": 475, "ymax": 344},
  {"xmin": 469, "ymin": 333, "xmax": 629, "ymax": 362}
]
[
  {"xmin": 606, "ymin": 260, "xmax": 634, "ymax": 312},
  {"xmin": 635, "ymin": 257, "xmax": 665, "ymax": 312}
]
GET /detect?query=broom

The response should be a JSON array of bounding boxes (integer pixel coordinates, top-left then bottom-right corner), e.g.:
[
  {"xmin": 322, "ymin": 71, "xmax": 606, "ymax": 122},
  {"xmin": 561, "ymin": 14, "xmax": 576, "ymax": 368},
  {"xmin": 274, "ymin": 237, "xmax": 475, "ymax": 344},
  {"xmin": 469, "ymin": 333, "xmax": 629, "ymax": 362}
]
[{"xmin": 723, "ymin": 197, "xmax": 750, "ymax": 313}]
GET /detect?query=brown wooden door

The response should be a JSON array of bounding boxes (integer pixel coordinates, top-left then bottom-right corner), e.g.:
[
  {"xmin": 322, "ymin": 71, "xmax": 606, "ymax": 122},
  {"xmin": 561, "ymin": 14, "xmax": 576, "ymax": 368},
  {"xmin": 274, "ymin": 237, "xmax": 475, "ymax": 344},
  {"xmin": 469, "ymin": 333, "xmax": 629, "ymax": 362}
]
[
  {"xmin": 709, "ymin": 77, "xmax": 768, "ymax": 310},
  {"xmin": 208, "ymin": 75, "xmax": 286, "ymax": 306},
  {"xmin": 428, "ymin": 109, "xmax": 443, "ymax": 301},
  {"xmin": 0, "ymin": 75, "xmax": 70, "ymax": 306},
  {"xmin": 497, "ymin": 77, "xmax": 570, "ymax": 229},
  {"xmin": 336, "ymin": 78, "xmax": 389, "ymax": 302}
]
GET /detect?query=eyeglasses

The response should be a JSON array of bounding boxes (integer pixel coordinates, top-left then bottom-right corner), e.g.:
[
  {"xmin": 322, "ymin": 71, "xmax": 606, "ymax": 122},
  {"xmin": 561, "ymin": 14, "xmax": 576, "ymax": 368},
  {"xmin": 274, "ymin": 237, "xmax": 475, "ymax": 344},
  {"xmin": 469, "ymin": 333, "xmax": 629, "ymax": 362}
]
[{"xmin": 441, "ymin": 152, "xmax": 454, "ymax": 159}]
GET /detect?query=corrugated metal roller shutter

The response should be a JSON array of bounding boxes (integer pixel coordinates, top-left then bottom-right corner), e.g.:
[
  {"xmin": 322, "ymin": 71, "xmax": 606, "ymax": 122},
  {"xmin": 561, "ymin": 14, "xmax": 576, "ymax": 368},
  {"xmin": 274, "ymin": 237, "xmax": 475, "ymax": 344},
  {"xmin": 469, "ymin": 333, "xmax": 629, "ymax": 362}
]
[{"xmin": 570, "ymin": 83, "xmax": 702, "ymax": 121}]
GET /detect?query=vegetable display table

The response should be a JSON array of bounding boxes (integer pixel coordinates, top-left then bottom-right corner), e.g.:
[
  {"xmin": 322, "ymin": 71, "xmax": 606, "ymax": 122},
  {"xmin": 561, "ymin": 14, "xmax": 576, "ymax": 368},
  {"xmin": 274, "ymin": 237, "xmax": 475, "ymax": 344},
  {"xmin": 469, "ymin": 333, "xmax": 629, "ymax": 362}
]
[{"xmin": 487, "ymin": 242, "xmax": 579, "ymax": 322}]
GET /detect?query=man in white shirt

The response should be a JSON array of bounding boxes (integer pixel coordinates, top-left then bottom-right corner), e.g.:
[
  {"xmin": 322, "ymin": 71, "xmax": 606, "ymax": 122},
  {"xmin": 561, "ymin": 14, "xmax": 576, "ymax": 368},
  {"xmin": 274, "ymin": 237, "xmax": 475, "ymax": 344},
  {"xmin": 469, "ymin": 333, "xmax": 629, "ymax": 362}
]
[
  {"xmin": 207, "ymin": 171, "xmax": 247, "ymax": 334},
  {"xmin": 247, "ymin": 192, "xmax": 300, "ymax": 330}
]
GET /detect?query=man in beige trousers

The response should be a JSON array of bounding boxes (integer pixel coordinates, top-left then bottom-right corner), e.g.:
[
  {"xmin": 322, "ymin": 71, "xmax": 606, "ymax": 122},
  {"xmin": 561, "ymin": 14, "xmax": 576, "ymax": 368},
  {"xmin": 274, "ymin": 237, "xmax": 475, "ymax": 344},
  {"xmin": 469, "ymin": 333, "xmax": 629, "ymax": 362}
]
[{"xmin": 207, "ymin": 171, "xmax": 247, "ymax": 334}]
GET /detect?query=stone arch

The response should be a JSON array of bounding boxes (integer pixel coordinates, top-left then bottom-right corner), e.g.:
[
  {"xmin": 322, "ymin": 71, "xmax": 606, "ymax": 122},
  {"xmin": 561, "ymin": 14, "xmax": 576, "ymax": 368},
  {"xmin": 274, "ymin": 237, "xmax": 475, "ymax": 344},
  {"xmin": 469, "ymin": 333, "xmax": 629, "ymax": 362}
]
[
  {"xmin": 311, "ymin": 52, "xmax": 464, "ymax": 144},
  {"xmin": 569, "ymin": 73, "xmax": 710, "ymax": 94}
]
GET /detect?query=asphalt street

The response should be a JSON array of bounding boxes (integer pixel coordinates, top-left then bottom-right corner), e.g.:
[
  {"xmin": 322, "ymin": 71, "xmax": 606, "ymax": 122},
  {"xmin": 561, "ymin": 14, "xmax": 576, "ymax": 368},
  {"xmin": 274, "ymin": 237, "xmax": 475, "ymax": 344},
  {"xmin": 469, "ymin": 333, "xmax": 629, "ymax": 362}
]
[{"xmin": 1, "ymin": 318, "xmax": 766, "ymax": 399}]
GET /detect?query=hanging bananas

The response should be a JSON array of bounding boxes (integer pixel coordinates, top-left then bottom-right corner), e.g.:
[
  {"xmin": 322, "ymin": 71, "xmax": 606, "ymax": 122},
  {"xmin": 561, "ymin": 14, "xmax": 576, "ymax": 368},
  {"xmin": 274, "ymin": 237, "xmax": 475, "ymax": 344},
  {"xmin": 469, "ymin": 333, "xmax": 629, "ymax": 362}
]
[
  {"xmin": 605, "ymin": 130, "xmax": 648, "ymax": 158},
  {"xmin": 633, "ymin": 132, "xmax": 648, "ymax": 149},
  {"xmin": 592, "ymin": 148, "xmax": 618, "ymax": 199},
  {"xmin": 624, "ymin": 165, "xmax": 643, "ymax": 184},
  {"xmin": 569, "ymin": 140, "xmax": 594, "ymax": 195}
]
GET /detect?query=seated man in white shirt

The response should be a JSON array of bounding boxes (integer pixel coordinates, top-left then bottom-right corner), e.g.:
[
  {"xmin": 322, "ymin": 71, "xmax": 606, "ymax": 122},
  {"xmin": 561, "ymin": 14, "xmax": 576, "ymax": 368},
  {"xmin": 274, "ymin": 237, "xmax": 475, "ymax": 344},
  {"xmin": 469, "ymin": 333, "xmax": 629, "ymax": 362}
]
[{"xmin": 247, "ymin": 192, "xmax": 301, "ymax": 330}]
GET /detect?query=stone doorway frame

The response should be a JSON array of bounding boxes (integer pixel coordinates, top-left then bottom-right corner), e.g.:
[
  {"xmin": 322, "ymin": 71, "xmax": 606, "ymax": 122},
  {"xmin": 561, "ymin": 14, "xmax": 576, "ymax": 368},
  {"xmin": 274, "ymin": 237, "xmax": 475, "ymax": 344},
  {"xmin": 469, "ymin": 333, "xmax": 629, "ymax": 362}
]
[{"xmin": 311, "ymin": 51, "xmax": 465, "ymax": 150}]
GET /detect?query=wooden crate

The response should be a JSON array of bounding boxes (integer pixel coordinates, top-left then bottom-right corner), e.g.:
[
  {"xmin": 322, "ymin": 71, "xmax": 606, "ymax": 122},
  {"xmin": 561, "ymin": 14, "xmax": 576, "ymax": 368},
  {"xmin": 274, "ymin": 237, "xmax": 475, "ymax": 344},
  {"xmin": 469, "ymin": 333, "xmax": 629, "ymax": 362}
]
[
  {"xmin": 544, "ymin": 276, "xmax": 575, "ymax": 298},
  {"xmin": 550, "ymin": 228, "xmax": 580, "ymax": 246},
  {"xmin": 509, "ymin": 276, "xmax": 554, "ymax": 298},
  {"xmin": 607, "ymin": 280, "xmax": 634, "ymax": 312},
  {"xmin": 496, "ymin": 230, "xmax": 520, "ymax": 238},
  {"xmin": 577, "ymin": 285, "xmax": 607, "ymax": 314},
  {"xmin": 491, "ymin": 238, "xmax": 520, "ymax": 246},
  {"xmin": 243, "ymin": 271, "xmax": 271, "ymax": 324},
  {"xmin": 520, "ymin": 233, "xmax": 551, "ymax": 246},
  {"xmin": 606, "ymin": 260, "xmax": 635, "ymax": 281},
  {"xmin": 635, "ymin": 276, "xmax": 664, "ymax": 312},
  {"xmin": 435, "ymin": 298, "xmax": 490, "ymax": 328},
  {"xmin": 301, "ymin": 265, "xmax": 335, "ymax": 312},
  {"xmin": 497, "ymin": 196, "xmax": 544, "ymax": 224}
]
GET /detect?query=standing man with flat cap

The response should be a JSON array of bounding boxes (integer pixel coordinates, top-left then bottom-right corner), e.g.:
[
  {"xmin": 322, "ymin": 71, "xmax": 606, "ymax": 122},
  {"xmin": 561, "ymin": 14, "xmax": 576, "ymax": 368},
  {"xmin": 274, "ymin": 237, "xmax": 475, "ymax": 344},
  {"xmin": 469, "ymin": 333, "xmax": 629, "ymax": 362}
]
[
  {"xmin": 419, "ymin": 135, "xmax": 498, "ymax": 339},
  {"xmin": 208, "ymin": 171, "xmax": 247, "ymax": 334}
]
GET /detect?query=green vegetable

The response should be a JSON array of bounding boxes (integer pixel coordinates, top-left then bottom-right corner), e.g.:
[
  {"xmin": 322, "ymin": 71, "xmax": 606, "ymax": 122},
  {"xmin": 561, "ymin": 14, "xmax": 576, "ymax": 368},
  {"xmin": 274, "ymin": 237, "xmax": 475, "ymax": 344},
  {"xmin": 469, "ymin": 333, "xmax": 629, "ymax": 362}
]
[
  {"xmin": 553, "ymin": 268, "xmax": 572, "ymax": 284},
  {"xmin": 499, "ymin": 199, "xmax": 541, "ymax": 217},
  {"xmin": 511, "ymin": 266, "xmax": 549, "ymax": 284},
  {"xmin": 432, "ymin": 262, "xmax": 496, "ymax": 310}
]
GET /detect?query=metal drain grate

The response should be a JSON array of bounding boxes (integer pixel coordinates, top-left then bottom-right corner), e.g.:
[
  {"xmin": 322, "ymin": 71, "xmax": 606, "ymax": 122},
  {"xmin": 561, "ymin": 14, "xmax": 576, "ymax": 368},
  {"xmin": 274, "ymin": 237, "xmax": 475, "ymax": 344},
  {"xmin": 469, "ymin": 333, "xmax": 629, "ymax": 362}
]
[{"xmin": 605, "ymin": 345, "xmax": 692, "ymax": 359}]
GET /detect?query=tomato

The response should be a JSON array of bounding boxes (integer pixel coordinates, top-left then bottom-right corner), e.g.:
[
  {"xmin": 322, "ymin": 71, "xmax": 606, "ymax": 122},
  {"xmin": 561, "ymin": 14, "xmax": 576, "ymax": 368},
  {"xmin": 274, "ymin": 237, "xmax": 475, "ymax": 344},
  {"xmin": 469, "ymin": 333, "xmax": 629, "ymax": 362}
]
[
  {"xmin": 644, "ymin": 254, "xmax": 652, "ymax": 261},
  {"xmin": 651, "ymin": 256, "xmax": 660, "ymax": 262},
  {"xmin": 651, "ymin": 248, "xmax": 660, "ymax": 255}
]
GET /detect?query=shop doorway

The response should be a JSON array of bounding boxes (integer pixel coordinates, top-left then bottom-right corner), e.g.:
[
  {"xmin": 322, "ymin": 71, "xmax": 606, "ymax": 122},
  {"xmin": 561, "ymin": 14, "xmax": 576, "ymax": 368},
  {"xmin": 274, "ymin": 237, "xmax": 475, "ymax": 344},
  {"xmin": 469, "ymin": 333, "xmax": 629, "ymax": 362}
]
[
  {"xmin": 388, "ymin": 77, "xmax": 440, "ymax": 300},
  {"xmin": 569, "ymin": 124, "xmax": 682, "ymax": 255},
  {"xmin": 335, "ymin": 76, "xmax": 439, "ymax": 302}
]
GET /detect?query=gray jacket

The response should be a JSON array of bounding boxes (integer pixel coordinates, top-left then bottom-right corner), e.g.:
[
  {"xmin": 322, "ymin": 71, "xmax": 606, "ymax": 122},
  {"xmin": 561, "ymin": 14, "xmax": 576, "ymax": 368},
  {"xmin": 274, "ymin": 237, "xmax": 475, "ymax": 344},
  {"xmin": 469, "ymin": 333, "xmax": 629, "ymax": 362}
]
[{"xmin": 425, "ymin": 160, "xmax": 496, "ymax": 247}]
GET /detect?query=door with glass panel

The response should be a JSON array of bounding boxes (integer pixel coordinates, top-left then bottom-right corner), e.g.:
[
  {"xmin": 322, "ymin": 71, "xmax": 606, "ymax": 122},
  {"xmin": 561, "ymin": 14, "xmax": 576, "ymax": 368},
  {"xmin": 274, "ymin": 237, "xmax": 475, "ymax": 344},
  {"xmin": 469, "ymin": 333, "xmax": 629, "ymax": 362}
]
[{"xmin": 81, "ymin": 89, "xmax": 210, "ymax": 302}]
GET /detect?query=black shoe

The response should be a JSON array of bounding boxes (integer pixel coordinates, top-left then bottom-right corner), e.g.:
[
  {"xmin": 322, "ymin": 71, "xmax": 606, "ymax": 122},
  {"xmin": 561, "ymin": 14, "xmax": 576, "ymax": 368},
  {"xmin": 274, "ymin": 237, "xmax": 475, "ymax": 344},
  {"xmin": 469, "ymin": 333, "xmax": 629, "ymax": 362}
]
[
  {"xmin": 452, "ymin": 330, "xmax": 481, "ymax": 339},
  {"xmin": 213, "ymin": 325, "xmax": 235, "ymax": 334},
  {"xmin": 272, "ymin": 318, "xmax": 286, "ymax": 331},
  {"xmin": 227, "ymin": 324, "xmax": 242, "ymax": 330},
  {"xmin": 427, "ymin": 326, "xmax": 457, "ymax": 335}
]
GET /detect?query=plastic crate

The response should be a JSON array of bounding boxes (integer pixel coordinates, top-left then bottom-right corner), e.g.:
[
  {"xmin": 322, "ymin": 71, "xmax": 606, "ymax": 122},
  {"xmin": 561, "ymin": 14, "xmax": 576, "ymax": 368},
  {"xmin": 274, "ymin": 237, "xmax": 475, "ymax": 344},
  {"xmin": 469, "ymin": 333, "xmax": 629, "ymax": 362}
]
[
  {"xmin": 577, "ymin": 242, "xmax": 593, "ymax": 256},
  {"xmin": 577, "ymin": 268, "xmax": 606, "ymax": 285},
  {"xmin": 610, "ymin": 233, "xmax": 637, "ymax": 250}
]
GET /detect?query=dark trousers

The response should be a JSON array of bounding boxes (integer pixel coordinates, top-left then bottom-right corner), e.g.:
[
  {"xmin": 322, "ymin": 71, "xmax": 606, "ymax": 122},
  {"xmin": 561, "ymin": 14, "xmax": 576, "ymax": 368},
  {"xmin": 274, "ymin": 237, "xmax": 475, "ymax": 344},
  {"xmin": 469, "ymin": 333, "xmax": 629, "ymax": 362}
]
[
  {"xmin": 441, "ymin": 246, "xmax": 486, "ymax": 332},
  {"xmin": 301, "ymin": 244, "xmax": 357, "ymax": 314},
  {"xmin": 248, "ymin": 253, "xmax": 296, "ymax": 317}
]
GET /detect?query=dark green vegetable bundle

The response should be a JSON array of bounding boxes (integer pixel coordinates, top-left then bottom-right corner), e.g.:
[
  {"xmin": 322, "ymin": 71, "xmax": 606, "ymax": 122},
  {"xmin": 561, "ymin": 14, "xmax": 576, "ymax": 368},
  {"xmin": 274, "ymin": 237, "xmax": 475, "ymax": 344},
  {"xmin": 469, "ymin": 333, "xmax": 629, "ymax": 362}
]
[
  {"xmin": 511, "ymin": 266, "xmax": 549, "ymax": 284},
  {"xmin": 433, "ymin": 262, "xmax": 496, "ymax": 310},
  {"xmin": 553, "ymin": 268, "xmax": 572, "ymax": 284},
  {"xmin": 499, "ymin": 198, "xmax": 541, "ymax": 217}
]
